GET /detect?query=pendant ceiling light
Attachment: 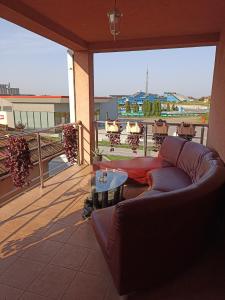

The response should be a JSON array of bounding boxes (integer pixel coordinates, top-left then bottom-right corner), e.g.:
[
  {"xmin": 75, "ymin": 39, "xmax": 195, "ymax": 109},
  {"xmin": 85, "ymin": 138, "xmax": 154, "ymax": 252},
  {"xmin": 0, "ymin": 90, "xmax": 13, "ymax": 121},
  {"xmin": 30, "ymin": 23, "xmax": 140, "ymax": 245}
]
[{"xmin": 107, "ymin": 0, "xmax": 123, "ymax": 40}]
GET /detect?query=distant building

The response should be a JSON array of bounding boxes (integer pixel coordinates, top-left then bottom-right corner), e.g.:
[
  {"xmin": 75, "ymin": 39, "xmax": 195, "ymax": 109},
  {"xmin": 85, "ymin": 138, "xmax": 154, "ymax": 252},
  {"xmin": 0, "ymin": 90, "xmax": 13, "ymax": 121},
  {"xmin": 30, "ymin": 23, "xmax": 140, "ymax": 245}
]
[
  {"xmin": 0, "ymin": 83, "xmax": 20, "ymax": 95},
  {"xmin": 118, "ymin": 91, "xmax": 190, "ymax": 116},
  {"xmin": 0, "ymin": 96, "xmax": 70, "ymax": 129},
  {"xmin": 164, "ymin": 92, "xmax": 189, "ymax": 102},
  {"xmin": 94, "ymin": 97, "xmax": 118, "ymax": 121},
  {"xmin": 0, "ymin": 95, "xmax": 117, "ymax": 129}
]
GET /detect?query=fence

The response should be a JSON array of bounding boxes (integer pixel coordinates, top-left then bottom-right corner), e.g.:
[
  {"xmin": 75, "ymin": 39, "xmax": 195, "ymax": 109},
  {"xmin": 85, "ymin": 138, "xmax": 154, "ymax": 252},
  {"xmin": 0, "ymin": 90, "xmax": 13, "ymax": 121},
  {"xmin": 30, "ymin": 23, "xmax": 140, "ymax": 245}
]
[
  {"xmin": 0, "ymin": 122, "xmax": 80, "ymax": 205},
  {"xmin": 94, "ymin": 120, "xmax": 208, "ymax": 158}
]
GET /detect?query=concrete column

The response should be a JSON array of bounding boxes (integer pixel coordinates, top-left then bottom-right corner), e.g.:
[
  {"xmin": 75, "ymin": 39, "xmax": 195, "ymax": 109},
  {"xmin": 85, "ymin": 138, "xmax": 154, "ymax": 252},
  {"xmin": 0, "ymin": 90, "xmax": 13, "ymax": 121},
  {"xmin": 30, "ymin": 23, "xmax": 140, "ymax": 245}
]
[
  {"xmin": 67, "ymin": 49, "xmax": 76, "ymax": 123},
  {"xmin": 207, "ymin": 27, "xmax": 225, "ymax": 162},
  {"xmin": 73, "ymin": 51, "xmax": 94, "ymax": 164}
]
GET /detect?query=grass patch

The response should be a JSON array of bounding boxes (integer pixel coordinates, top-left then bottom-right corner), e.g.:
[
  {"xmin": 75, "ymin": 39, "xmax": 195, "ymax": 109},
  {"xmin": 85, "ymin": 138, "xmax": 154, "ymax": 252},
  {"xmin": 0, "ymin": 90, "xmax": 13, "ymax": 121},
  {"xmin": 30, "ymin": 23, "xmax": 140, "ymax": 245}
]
[
  {"xmin": 105, "ymin": 155, "xmax": 131, "ymax": 161},
  {"xmin": 99, "ymin": 140, "xmax": 144, "ymax": 150}
]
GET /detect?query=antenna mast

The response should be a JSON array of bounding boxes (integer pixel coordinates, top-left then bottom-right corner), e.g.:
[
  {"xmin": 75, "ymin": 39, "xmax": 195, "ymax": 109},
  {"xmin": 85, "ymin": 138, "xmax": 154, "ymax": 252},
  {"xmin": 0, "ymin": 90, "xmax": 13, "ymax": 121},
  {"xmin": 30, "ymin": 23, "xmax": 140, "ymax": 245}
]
[{"xmin": 145, "ymin": 66, "xmax": 149, "ymax": 95}]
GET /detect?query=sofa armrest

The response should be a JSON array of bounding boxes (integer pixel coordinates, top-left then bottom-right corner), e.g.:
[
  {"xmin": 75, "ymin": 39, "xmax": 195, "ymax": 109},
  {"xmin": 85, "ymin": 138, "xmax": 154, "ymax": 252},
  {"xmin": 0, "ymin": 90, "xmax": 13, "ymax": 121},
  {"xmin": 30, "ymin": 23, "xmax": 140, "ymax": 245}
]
[{"xmin": 107, "ymin": 187, "xmax": 219, "ymax": 294}]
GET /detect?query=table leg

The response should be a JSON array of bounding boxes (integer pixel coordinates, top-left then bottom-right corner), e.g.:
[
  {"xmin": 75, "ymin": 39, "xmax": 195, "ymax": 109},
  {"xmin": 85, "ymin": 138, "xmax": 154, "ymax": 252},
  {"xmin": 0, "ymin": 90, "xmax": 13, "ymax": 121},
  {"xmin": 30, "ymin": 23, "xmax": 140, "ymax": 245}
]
[
  {"xmin": 102, "ymin": 192, "xmax": 108, "ymax": 208},
  {"xmin": 93, "ymin": 192, "xmax": 99, "ymax": 209},
  {"xmin": 119, "ymin": 184, "xmax": 125, "ymax": 201},
  {"xmin": 113, "ymin": 187, "xmax": 121, "ymax": 205}
]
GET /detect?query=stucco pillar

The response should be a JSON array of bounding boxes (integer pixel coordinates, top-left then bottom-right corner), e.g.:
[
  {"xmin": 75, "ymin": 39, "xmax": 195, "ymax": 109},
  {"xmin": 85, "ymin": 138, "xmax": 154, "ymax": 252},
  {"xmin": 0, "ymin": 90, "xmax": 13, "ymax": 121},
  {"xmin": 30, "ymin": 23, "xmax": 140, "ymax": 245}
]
[
  {"xmin": 207, "ymin": 27, "xmax": 225, "ymax": 162},
  {"xmin": 73, "ymin": 51, "xmax": 94, "ymax": 164}
]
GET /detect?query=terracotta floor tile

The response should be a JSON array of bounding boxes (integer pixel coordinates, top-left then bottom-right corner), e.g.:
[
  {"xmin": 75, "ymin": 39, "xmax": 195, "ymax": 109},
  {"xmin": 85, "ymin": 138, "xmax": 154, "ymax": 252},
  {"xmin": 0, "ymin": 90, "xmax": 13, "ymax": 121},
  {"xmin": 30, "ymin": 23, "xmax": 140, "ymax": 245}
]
[
  {"xmin": 104, "ymin": 287, "xmax": 123, "ymax": 300},
  {"xmin": 0, "ymin": 254, "xmax": 18, "ymax": 273},
  {"xmin": 80, "ymin": 249, "xmax": 109, "ymax": 276},
  {"xmin": 0, "ymin": 283, "xmax": 24, "ymax": 300},
  {"xmin": 19, "ymin": 291, "xmax": 50, "ymax": 300},
  {"xmin": 0, "ymin": 258, "xmax": 45, "ymax": 290},
  {"xmin": 55, "ymin": 197, "xmax": 85, "ymax": 226},
  {"xmin": 0, "ymin": 213, "xmax": 37, "ymax": 243},
  {"xmin": 62, "ymin": 271, "xmax": 108, "ymax": 300},
  {"xmin": 56, "ymin": 210, "xmax": 84, "ymax": 227},
  {"xmin": 43, "ymin": 221, "xmax": 79, "ymax": 243},
  {"xmin": 51, "ymin": 244, "xmax": 90, "ymax": 270},
  {"xmin": 0, "ymin": 234, "xmax": 40, "ymax": 259},
  {"xmin": 20, "ymin": 239, "xmax": 63, "ymax": 263},
  {"xmin": 28, "ymin": 264, "xmax": 76, "ymax": 299},
  {"xmin": 0, "ymin": 194, "xmax": 37, "ymax": 223},
  {"xmin": 13, "ymin": 218, "xmax": 53, "ymax": 238},
  {"xmin": 67, "ymin": 220, "xmax": 100, "ymax": 250},
  {"xmin": 104, "ymin": 277, "xmax": 124, "ymax": 300}
]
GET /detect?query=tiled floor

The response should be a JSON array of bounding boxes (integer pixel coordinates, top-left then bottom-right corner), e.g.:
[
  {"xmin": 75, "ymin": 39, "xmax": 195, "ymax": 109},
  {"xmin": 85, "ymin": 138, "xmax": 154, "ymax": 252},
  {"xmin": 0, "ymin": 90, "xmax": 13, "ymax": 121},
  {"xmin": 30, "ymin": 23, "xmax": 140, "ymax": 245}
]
[
  {"xmin": 0, "ymin": 167, "xmax": 119, "ymax": 300},
  {"xmin": 0, "ymin": 164, "xmax": 143, "ymax": 300},
  {"xmin": 1, "ymin": 164, "xmax": 225, "ymax": 300}
]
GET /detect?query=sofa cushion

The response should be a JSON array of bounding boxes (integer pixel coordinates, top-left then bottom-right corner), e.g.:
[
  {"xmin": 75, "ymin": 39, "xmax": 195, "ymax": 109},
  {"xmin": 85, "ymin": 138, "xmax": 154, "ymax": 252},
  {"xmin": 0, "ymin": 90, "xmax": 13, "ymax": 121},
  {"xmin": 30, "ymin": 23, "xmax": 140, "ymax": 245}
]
[
  {"xmin": 158, "ymin": 136, "xmax": 187, "ymax": 166},
  {"xmin": 148, "ymin": 167, "xmax": 192, "ymax": 192},
  {"xmin": 94, "ymin": 156, "xmax": 172, "ymax": 184},
  {"xmin": 177, "ymin": 142, "xmax": 211, "ymax": 181}
]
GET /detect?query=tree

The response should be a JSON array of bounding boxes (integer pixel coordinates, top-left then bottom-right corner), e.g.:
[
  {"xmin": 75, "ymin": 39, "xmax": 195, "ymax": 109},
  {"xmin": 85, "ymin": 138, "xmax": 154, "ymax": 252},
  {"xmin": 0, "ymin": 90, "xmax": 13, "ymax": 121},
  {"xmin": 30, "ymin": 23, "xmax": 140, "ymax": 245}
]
[
  {"xmin": 125, "ymin": 101, "xmax": 131, "ymax": 114},
  {"xmin": 156, "ymin": 101, "xmax": 161, "ymax": 116},
  {"xmin": 142, "ymin": 100, "xmax": 148, "ymax": 116},
  {"xmin": 149, "ymin": 102, "xmax": 153, "ymax": 116},
  {"xmin": 133, "ymin": 102, "xmax": 139, "ymax": 113},
  {"xmin": 172, "ymin": 103, "xmax": 176, "ymax": 111},
  {"xmin": 167, "ymin": 103, "xmax": 171, "ymax": 111},
  {"xmin": 152, "ymin": 101, "xmax": 157, "ymax": 116}
]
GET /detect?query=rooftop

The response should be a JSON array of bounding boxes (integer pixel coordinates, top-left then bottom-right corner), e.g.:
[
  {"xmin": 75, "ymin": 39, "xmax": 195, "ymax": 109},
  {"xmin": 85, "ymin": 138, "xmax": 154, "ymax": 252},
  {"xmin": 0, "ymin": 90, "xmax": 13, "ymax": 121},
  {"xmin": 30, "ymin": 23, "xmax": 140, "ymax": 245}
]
[{"xmin": 0, "ymin": 131, "xmax": 63, "ymax": 177}]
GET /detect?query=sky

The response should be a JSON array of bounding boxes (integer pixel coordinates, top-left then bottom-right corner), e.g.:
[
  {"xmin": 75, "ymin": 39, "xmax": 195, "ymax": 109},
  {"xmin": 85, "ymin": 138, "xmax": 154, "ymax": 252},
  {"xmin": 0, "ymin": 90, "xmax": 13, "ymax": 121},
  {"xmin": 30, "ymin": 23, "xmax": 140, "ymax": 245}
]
[{"xmin": 0, "ymin": 18, "xmax": 216, "ymax": 98}]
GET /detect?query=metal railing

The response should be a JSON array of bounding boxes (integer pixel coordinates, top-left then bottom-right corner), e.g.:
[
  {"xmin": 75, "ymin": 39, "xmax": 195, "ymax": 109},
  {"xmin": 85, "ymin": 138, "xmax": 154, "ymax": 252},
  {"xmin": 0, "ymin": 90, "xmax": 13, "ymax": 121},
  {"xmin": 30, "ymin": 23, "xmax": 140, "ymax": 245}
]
[
  {"xmin": 94, "ymin": 120, "xmax": 208, "ymax": 157},
  {"xmin": 0, "ymin": 122, "xmax": 81, "ymax": 204}
]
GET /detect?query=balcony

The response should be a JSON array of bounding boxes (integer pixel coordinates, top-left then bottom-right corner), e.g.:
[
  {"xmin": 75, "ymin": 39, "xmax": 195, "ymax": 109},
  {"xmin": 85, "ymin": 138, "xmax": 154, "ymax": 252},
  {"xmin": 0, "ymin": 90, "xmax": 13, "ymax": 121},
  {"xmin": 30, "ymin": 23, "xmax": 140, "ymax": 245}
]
[
  {"xmin": 0, "ymin": 158, "xmax": 225, "ymax": 299},
  {"xmin": 0, "ymin": 120, "xmax": 224, "ymax": 299},
  {"xmin": 1, "ymin": 0, "xmax": 225, "ymax": 298}
]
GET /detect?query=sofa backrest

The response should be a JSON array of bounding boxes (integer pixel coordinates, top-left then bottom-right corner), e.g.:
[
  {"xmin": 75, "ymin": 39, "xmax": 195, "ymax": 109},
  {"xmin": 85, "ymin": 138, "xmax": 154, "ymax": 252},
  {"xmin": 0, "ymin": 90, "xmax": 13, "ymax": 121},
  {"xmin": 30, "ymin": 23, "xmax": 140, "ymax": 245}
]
[
  {"xmin": 195, "ymin": 152, "xmax": 224, "ymax": 183},
  {"xmin": 177, "ymin": 141, "xmax": 211, "ymax": 181},
  {"xmin": 158, "ymin": 136, "xmax": 187, "ymax": 166}
]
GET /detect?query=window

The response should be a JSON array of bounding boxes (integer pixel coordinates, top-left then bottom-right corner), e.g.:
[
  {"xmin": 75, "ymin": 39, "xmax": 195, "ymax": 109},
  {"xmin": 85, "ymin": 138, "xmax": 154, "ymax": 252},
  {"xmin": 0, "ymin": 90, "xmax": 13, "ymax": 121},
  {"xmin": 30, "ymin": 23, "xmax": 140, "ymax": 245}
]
[
  {"xmin": 34, "ymin": 112, "xmax": 41, "ymax": 129},
  {"xmin": 21, "ymin": 111, "xmax": 28, "ymax": 127},
  {"xmin": 41, "ymin": 111, "xmax": 48, "ymax": 128},
  {"xmin": 27, "ymin": 112, "xmax": 34, "ymax": 129},
  {"xmin": 48, "ymin": 112, "xmax": 55, "ymax": 127},
  {"xmin": 14, "ymin": 111, "xmax": 21, "ymax": 125}
]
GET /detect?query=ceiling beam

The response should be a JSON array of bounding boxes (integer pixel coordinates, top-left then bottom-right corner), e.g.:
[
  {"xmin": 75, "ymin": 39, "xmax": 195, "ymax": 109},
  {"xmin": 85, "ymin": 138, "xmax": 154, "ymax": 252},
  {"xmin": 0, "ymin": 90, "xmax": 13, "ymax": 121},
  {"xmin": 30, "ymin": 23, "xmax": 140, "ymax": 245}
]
[
  {"xmin": 89, "ymin": 33, "xmax": 220, "ymax": 53},
  {"xmin": 0, "ymin": 0, "xmax": 88, "ymax": 50}
]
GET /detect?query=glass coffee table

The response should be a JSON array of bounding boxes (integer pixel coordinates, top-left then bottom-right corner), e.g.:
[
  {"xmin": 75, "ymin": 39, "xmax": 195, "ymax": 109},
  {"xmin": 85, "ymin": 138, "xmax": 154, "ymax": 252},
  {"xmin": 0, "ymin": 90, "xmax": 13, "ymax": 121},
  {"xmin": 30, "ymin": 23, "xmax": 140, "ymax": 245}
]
[{"xmin": 82, "ymin": 169, "xmax": 128, "ymax": 218}]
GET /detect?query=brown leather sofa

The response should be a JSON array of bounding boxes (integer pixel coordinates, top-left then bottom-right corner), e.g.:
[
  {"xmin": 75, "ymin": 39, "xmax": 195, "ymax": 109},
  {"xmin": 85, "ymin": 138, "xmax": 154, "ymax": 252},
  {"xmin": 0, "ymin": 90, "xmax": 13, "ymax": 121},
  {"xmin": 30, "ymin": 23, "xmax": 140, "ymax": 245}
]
[{"xmin": 92, "ymin": 137, "xmax": 225, "ymax": 295}]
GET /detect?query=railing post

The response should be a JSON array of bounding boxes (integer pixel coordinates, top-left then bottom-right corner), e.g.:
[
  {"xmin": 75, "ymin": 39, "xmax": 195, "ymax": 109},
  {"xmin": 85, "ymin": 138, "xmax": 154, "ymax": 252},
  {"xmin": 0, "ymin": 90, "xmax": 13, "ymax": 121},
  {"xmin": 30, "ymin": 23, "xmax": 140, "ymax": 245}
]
[
  {"xmin": 200, "ymin": 126, "xmax": 205, "ymax": 144},
  {"xmin": 144, "ymin": 124, "xmax": 148, "ymax": 157},
  {"xmin": 95, "ymin": 121, "xmax": 99, "ymax": 150},
  {"xmin": 36, "ymin": 132, "xmax": 44, "ymax": 188},
  {"xmin": 77, "ymin": 121, "xmax": 83, "ymax": 165},
  {"xmin": 76, "ymin": 123, "xmax": 81, "ymax": 166}
]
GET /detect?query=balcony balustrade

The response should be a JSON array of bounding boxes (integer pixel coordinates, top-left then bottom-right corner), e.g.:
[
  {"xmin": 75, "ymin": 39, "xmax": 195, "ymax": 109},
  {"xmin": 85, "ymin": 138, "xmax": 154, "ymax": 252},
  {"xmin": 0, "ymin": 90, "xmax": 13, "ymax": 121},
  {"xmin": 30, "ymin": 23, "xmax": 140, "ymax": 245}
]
[
  {"xmin": 94, "ymin": 120, "xmax": 208, "ymax": 158},
  {"xmin": 0, "ymin": 122, "xmax": 81, "ymax": 205}
]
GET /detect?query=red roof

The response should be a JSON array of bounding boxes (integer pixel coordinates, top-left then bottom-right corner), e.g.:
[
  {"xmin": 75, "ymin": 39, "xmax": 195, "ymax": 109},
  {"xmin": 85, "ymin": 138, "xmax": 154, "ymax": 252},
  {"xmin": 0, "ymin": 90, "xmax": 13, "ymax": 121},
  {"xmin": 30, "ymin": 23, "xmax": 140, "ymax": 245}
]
[{"xmin": 0, "ymin": 96, "xmax": 69, "ymax": 99}]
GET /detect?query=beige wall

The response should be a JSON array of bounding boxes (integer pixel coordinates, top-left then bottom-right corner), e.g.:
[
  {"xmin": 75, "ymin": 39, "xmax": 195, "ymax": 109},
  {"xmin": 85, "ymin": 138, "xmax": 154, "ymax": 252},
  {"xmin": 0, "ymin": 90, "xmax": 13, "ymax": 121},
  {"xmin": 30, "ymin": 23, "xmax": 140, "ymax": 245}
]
[
  {"xmin": 73, "ymin": 51, "xmax": 94, "ymax": 164},
  {"xmin": 207, "ymin": 26, "xmax": 225, "ymax": 162},
  {"xmin": 12, "ymin": 103, "xmax": 54, "ymax": 112},
  {"xmin": 54, "ymin": 103, "xmax": 70, "ymax": 113}
]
